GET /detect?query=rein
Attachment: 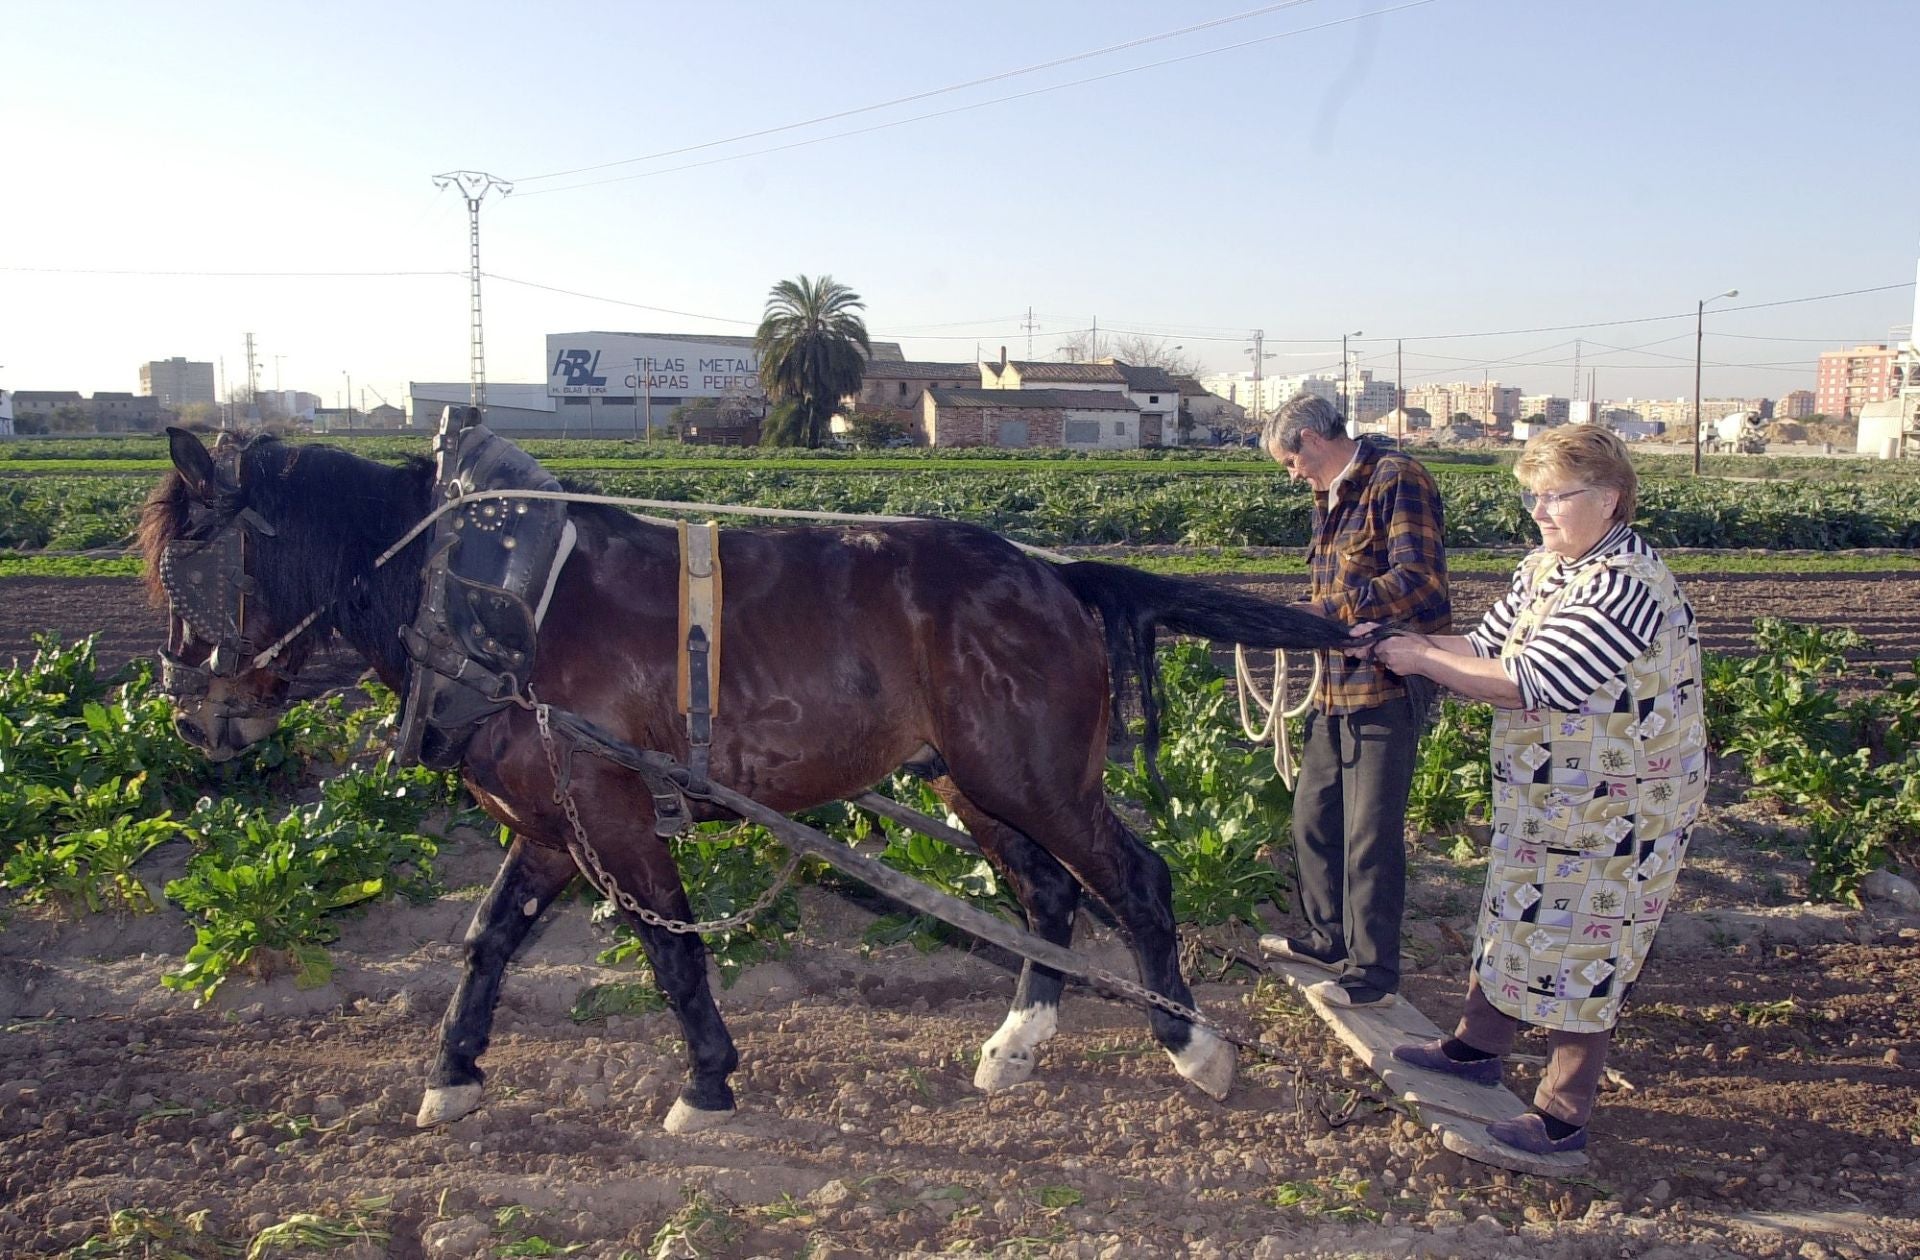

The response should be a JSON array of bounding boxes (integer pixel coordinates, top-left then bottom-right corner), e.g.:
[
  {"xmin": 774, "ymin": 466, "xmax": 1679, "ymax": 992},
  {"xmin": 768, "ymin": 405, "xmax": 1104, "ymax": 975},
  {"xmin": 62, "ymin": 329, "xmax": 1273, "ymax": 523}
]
[{"xmin": 242, "ymin": 488, "xmax": 1076, "ymax": 674}]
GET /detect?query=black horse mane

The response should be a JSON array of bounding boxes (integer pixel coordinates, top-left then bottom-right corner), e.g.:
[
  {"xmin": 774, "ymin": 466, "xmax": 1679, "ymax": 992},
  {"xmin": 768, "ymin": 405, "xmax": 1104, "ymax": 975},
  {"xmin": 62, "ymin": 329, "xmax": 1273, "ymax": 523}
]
[{"xmin": 139, "ymin": 432, "xmax": 436, "ymax": 679}]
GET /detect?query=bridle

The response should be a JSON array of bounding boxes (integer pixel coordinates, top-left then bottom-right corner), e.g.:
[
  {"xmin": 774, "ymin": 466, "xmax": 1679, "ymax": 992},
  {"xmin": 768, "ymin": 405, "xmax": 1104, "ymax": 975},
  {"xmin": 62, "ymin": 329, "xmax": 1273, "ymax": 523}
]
[{"xmin": 155, "ymin": 445, "xmax": 305, "ymax": 716}]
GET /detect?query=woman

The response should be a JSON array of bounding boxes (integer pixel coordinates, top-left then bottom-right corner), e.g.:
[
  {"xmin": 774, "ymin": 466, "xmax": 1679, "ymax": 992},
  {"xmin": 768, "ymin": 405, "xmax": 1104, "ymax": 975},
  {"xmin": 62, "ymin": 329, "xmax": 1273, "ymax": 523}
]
[{"xmin": 1351, "ymin": 424, "xmax": 1708, "ymax": 1155}]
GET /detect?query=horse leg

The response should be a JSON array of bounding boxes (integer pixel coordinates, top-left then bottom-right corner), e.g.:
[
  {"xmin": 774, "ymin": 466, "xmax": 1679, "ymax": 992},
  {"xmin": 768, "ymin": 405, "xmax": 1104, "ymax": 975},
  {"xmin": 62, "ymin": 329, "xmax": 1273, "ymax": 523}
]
[
  {"xmin": 930, "ymin": 782, "xmax": 1081, "ymax": 1093},
  {"xmin": 951, "ymin": 783, "xmax": 1234, "ymax": 1101},
  {"xmin": 417, "ymin": 834, "xmax": 578, "ymax": 1126},
  {"xmin": 577, "ymin": 824, "xmax": 741, "ymax": 1134},
  {"xmin": 1079, "ymin": 804, "xmax": 1236, "ymax": 1099}
]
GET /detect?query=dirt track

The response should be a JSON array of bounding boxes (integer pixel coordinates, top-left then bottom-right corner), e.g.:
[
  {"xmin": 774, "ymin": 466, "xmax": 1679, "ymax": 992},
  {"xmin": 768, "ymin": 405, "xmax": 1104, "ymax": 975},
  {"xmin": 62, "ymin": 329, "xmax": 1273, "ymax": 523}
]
[{"xmin": 2, "ymin": 572, "xmax": 1919, "ymax": 1259}]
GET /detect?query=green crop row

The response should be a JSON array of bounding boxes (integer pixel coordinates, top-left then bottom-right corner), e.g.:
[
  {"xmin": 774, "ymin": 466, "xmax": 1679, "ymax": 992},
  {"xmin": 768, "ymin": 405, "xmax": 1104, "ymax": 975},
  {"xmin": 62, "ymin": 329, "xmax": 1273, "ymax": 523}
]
[
  {"xmin": 2, "ymin": 621, "xmax": 1910, "ymax": 1012},
  {"xmin": 6, "ymin": 452, "xmax": 1920, "ymax": 553}
]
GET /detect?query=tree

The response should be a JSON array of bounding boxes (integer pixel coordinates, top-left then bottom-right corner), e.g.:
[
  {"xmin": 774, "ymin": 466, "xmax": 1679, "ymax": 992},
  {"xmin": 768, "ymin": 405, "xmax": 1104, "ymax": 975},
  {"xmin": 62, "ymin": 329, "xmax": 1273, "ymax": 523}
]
[
  {"xmin": 754, "ymin": 274, "xmax": 871, "ymax": 448},
  {"xmin": 842, "ymin": 405, "xmax": 915, "ymax": 449},
  {"xmin": 49, "ymin": 404, "xmax": 92, "ymax": 434},
  {"xmin": 1111, "ymin": 334, "xmax": 1202, "ymax": 378},
  {"xmin": 1048, "ymin": 331, "xmax": 1200, "ymax": 377}
]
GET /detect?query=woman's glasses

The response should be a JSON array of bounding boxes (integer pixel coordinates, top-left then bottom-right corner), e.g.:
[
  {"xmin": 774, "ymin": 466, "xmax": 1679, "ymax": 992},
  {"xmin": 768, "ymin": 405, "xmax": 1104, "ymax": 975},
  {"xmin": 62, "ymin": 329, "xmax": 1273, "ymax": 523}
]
[{"xmin": 1520, "ymin": 487, "xmax": 1594, "ymax": 512}]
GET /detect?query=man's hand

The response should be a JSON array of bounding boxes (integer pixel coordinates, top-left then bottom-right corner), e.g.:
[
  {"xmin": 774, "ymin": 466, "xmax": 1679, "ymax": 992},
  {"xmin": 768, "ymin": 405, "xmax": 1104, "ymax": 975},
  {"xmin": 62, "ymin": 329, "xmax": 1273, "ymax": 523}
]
[{"xmin": 1344, "ymin": 621, "xmax": 1381, "ymax": 659}]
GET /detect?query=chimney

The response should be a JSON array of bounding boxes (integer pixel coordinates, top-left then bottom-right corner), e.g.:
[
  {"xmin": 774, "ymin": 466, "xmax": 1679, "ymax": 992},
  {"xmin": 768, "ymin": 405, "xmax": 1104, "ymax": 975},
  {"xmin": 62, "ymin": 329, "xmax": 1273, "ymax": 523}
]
[{"xmin": 999, "ymin": 346, "xmax": 1007, "ymax": 371}]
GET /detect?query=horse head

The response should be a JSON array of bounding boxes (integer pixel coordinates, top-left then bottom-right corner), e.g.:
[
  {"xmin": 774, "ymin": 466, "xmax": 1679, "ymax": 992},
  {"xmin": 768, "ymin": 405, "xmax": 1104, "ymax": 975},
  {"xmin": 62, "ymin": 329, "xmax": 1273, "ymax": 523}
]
[{"xmin": 141, "ymin": 427, "xmax": 320, "ymax": 759}]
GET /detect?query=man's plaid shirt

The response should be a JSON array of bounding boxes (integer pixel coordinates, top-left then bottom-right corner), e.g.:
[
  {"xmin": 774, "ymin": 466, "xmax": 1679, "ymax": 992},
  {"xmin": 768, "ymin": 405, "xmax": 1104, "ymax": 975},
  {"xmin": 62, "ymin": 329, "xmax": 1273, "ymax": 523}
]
[{"xmin": 1301, "ymin": 440, "xmax": 1452, "ymax": 713}]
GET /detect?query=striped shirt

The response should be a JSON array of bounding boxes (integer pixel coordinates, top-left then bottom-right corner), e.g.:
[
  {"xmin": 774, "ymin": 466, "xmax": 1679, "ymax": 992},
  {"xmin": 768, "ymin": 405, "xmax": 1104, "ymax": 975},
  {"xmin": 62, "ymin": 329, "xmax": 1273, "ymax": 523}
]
[
  {"xmin": 1305, "ymin": 440, "xmax": 1452, "ymax": 713},
  {"xmin": 1467, "ymin": 523, "xmax": 1666, "ymax": 711}
]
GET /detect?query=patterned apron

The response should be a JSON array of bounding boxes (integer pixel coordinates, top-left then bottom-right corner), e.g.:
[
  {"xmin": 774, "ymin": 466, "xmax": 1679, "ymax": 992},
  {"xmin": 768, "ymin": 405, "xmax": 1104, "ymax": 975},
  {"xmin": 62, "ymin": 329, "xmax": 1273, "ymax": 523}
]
[{"xmin": 1474, "ymin": 543, "xmax": 1709, "ymax": 1033}]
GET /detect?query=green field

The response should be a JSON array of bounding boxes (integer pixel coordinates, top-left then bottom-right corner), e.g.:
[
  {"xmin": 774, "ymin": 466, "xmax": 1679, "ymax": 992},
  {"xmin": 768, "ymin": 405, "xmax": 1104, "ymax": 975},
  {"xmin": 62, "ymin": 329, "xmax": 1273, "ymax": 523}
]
[{"xmin": 2, "ymin": 436, "xmax": 1917, "ymax": 554}]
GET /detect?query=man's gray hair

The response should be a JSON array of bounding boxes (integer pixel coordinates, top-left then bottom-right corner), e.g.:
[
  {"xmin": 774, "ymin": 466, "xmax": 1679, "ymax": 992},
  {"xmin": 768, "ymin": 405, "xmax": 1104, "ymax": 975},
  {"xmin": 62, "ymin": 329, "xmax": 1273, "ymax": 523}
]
[{"xmin": 1262, "ymin": 393, "xmax": 1346, "ymax": 454}]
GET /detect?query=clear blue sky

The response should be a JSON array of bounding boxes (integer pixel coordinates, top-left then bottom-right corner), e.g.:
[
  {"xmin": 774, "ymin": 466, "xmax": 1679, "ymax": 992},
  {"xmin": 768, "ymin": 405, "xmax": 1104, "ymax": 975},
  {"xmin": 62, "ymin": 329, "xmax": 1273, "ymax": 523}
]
[{"xmin": 4, "ymin": 0, "xmax": 1915, "ymax": 409}]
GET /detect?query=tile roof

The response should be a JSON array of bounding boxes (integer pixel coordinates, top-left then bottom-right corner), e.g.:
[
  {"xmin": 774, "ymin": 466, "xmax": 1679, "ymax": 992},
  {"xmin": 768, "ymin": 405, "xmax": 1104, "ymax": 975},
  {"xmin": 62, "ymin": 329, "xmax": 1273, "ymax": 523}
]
[
  {"xmin": 862, "ymin": 360, "xmax": 979, "ymax": 379},
  {"xmin": 1008, "ymin": 361, "xmax": 1127, "ymax": 384},
  {"xmin": 1115, "ymin": 364, "xmax": 1178, "ymax": 392},
  {"xmin": 928, "ymin": 388, "xmax": 1138, "ymax": 411}
]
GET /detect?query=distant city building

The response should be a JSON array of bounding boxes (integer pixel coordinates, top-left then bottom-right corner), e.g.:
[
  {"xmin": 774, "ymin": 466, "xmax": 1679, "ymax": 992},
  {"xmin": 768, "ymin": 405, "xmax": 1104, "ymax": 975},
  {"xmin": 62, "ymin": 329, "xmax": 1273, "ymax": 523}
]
[
  {"xmin": 1777, "ymin": 389, "xmax": 1817, "ymax": 420},
  {"xmin": 1195, "ymin": 371, "xmax": 1296, "ymax": 425},
  {"xmin": 1816, "ymin": 344, "xmax": 1898, "ymax": 419},
  {"xmin": 257, "ymin": 390, "xmax": 321, "ymax": 420},
  {"xmin": 0, "ymin": 388, "xmax": 13, "ymax": 437},
  {"xmin": 140, "ymin": 357, "xmax": 216, "ymax": 407},
  {"xmin": 1518, "ymin": 395, "xmax": 1570, "ymax": 426},
  {"xmin": 1403, "ymin": 381, "xmax": 1521, "ymax": 429},
  {"xmin": 1197, "ymin": 369, "xmax": 1398, "ymax": 430}
]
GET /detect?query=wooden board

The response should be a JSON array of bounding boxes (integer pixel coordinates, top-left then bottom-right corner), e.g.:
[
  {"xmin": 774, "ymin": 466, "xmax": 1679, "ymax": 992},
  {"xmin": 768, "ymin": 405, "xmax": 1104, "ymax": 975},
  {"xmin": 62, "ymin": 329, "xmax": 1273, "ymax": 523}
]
[{"xmin": 1267, "ymin": 960, "xmax": 1590, "ymax": 1177}]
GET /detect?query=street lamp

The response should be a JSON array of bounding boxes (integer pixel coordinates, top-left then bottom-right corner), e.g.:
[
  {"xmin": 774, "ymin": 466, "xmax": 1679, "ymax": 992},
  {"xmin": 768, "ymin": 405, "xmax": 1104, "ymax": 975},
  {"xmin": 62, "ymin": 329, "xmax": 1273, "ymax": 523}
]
[
  {"xmin": 1342, "ymin": 331, "xmax": 1363, "ymax": 431},
  {"xmin": 1692, "ymin": 290, "xmax": 1738, "ymax": 475},
  {"xmin": 342, "ymin": 370, "xmax": 353, "ymax": 429}
]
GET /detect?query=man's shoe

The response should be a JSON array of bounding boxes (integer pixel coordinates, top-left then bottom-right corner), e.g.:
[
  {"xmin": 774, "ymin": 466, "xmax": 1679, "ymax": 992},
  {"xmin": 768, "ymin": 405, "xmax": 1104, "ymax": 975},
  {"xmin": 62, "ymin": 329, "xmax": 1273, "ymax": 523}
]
[
  {"xmin": 1257, "ymin": 935, "xmax": 1345, "ymax": 973},
  {"xmin": 1391, "ymin": 1038, "xmax": 1503, "ymax": 1087},
  {"xmin": 1306, "ymin": 978, "xmax": 1397, "ymax": 1009},
  {"xmin": 1485, "ymin": 1112, "xmax": 1588, "ymax": 1155}
]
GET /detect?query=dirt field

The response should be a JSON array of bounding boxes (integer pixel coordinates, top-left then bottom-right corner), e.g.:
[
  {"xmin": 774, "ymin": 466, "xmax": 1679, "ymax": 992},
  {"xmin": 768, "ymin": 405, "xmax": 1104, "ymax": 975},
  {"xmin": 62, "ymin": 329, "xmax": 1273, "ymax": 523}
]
[{"xmin": 2, "ymin": 574, "xmax": 1919, "ymax": 1260}]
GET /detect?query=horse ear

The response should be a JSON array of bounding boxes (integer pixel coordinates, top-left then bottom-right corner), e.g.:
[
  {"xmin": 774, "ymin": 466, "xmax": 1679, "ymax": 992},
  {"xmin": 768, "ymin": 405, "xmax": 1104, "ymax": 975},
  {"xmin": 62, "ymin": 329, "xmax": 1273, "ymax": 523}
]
[{"xmin": 166, "ymin": 426, "xmax": 225, "ymax": 501}]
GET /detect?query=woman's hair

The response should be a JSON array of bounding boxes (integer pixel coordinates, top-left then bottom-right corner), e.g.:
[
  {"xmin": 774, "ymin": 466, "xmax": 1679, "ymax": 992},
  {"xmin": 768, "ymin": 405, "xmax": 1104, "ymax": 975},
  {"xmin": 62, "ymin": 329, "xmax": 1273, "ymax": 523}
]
[{"xmin": 1514, "ymin": 424, "xmax": 1637, "ymax": 524}]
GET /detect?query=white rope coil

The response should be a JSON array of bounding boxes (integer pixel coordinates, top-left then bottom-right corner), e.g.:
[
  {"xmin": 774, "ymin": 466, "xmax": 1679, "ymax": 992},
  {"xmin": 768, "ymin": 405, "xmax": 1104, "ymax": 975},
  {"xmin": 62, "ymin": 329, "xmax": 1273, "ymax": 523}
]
[{"xmin": 1233, "ymin": 645, "xmax": 1322, "ymax": 791}]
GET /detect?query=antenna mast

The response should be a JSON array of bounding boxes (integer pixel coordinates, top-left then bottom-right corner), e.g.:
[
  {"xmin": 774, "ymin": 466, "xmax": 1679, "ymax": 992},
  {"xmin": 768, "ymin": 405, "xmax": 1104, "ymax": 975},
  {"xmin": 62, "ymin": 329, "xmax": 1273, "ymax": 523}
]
[{"xmin": 432, "ymin": 170, "xmax": 514, "ymax": 412}]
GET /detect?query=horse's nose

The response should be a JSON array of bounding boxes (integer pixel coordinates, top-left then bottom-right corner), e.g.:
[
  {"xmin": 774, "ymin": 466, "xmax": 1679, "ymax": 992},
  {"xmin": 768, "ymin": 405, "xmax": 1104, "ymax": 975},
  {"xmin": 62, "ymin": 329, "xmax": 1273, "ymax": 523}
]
[{"xmin": 175, "ymin": 714, "xmax": 207, "ymax": 747}]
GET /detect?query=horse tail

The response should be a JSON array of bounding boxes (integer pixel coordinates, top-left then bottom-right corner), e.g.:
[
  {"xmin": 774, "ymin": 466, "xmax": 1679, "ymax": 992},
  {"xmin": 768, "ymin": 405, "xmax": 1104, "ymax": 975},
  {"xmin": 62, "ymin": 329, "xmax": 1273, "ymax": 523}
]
[{"xmin": 1052, "ymin": 559, "xmax": 1433, "ymax": 790}]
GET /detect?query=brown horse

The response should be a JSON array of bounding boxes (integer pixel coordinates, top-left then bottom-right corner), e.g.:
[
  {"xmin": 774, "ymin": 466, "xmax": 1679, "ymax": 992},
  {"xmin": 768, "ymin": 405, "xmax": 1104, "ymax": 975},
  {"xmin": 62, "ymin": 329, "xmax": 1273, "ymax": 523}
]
[{"xmin": 141, "ymin": 428, "xmax": 1375, "ymax": 1133}]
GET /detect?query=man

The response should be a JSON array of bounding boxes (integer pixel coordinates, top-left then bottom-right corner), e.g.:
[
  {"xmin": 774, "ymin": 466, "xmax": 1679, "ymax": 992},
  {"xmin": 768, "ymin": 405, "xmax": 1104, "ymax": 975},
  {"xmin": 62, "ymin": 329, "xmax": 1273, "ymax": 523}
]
[{"xmin": 1259, "ymin": 394, "xmax": 1450, "ymax": 1008}]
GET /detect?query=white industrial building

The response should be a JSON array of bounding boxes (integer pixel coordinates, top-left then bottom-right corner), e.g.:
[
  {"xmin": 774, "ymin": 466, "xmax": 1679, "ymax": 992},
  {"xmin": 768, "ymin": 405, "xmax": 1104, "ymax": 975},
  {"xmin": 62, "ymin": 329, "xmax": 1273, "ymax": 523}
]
[{"xmin": 411, "ymin": 330, "xmax": 903, "ymax": 437}]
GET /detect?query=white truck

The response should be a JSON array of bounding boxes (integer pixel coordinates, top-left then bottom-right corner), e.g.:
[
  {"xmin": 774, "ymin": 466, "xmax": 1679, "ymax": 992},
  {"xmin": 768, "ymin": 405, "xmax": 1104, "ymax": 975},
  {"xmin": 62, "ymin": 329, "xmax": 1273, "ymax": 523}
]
[{"xmin": 1707, "ymin": 410, "xmax": 1767, "ymax": 455}]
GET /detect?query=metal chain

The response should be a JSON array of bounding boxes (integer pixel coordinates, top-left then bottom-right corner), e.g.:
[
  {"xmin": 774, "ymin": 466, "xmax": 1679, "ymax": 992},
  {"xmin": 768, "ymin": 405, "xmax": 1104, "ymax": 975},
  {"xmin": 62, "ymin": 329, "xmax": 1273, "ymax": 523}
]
[
  {"xmin": 534, "ymin": 701, "xmax": 802, "ymax": 936},
  {"xmin": 532, "ymin": 700, "xmax": 1372, "ymax": 1130}
]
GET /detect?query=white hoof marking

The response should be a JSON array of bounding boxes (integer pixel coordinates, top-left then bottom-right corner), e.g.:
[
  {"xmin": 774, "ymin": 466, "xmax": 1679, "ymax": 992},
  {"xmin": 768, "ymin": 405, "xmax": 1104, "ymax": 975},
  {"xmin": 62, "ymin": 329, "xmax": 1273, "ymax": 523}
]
[
  {"xmin": 1168, "ymin": 1026, "xmax": 1236, "ymax": 1101},
  {"xmin": 663, "ymin": 1097, "xmax": 735, "ymax": 1134},
  {"xmin": 415, "ymin": 1083, "xmax": 484, "ymax": 1128},
  {"xmin": 974, "ymin": 1004, "xmax": 1057, "ymax": 1093}
]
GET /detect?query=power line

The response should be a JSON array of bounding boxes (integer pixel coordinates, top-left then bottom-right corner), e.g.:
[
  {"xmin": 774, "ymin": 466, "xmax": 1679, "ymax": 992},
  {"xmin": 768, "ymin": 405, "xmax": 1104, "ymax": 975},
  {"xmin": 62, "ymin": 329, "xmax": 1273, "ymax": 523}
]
[
  {"xmin": 1397, "ymin": 281, "xmax": 1916, "ymax": 341},
  {"xmin": 513, "ymin": 1, "xmax": 1322, "ymax": 184},
  {"xmin": 0, "ymin": 266, "xmax": 459, "ymax": 277},
  {"xmin": 510, "ymin": 1, "xmax": 1437, "ymax": 199}
]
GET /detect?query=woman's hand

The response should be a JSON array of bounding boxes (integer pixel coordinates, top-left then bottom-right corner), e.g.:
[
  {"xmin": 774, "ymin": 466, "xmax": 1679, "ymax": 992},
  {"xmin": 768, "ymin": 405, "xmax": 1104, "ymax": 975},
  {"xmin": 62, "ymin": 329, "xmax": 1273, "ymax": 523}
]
[{"xmin": 1347, "ymin": 622, "xmax": 1431, "ymax": 674}]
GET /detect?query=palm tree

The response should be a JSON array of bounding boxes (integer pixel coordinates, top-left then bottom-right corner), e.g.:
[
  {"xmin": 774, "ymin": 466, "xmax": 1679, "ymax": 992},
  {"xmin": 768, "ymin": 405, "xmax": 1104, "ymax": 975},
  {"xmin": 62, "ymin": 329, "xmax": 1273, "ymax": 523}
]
[{"xmin": 754, "ymin": 275, "xmax": 871, "ymax": 448}]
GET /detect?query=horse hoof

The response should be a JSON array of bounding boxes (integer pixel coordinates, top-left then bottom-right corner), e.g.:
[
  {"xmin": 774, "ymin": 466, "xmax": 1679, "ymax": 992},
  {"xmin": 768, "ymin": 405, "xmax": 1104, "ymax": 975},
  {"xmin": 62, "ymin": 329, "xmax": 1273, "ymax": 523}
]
[
  {"xmin": 663, "ymin": 1098, "xmax": 735, "ymax": 1134},
  {"xmin": 415, "ymin": 1083, "xmax": 484, "ymax": 1128},
  {"xmin": 1168, "ymin": 1027, "xmax": 1236, "ymax": 1101},
  {"xmin": 973, "ymin": 1046, "xmax": 1037, "ymax": 1092}
]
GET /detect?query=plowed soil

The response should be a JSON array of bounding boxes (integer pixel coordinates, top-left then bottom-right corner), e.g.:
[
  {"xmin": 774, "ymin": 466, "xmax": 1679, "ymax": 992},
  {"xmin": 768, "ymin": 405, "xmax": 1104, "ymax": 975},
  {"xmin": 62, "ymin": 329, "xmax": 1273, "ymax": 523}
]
[{"xmin": 2, "ymin": 572, "xmax": 1918, "ymax": 1260}]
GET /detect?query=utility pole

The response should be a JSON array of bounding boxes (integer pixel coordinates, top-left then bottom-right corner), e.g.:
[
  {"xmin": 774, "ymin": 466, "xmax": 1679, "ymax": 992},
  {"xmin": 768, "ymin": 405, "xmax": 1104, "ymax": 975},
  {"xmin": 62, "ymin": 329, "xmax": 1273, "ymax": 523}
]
[
  {"xmin": 1090, "ymin": 315, "xmax": 1098, "ymax": 362},
  {"xmin": 1342, "ymin": 331, "xmax": 1364, "ymax": 430},
  {"xmin": 1022, "ymin": 306, "xmax": 1039, "ymax": 359},
  {"xmin": 243, "ymin": 332, "xmax": 258, "ymax": 414},
  {"xmin": 217, "ymin": 357, "xmax": 228, "ymax": 429},
  {"xmin": 432, "ymin": 170, "xmax": 514, "ymax": 413},
  {"xmin": 1244, "ymin": 330, "xmax": 1274, "ymax": 428},
  {"xmin": 1571, "ymin": 338, "xmax": 1583, "ymax": 401},
  {"xmin": 1693, "ymin": 289, "xmax": 1739, "ymax": 476},
  {"xmin": 641, "ymin": 357, "xmax": 656, "ymax": 439},
  {"xmin": 1395, "ymin": 338, "xmax": 1403, "ymax": 440},
  {"xmin": 344, "ymin": 370, "xmax": 353, "ymax": 429}
]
